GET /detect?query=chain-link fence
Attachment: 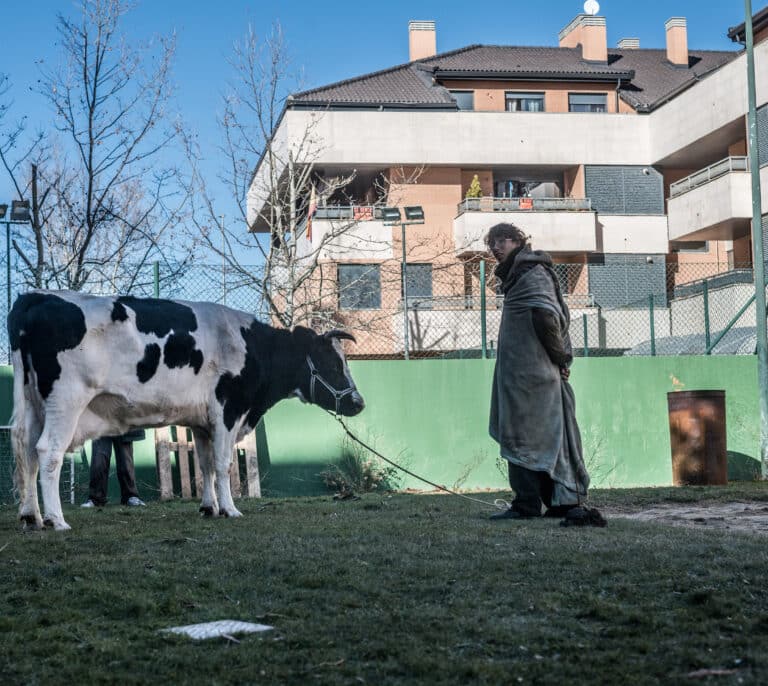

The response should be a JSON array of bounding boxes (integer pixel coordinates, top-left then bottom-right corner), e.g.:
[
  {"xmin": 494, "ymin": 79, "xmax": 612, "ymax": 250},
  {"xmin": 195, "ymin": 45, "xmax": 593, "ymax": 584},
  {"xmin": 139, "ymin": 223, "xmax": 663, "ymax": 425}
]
[
  {"xmin": 0, "ymin": 428, "xmax": 85, "ymax": 506},
  {"xmin": 331, "ymin": 258, "xmax": 763, "ymax": 359},
  {"xmin": 0, "ymin": 257, "xmax": 763, "ymax": 360}
]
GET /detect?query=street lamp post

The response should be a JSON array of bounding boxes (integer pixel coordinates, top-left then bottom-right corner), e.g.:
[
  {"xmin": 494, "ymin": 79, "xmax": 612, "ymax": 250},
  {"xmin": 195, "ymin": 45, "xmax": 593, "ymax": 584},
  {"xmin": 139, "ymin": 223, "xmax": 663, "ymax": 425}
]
[
  {"xmin": 0, "ymin": 200, "xmax": 31, "ymax": 315},
  {"xmin": 732, "ymin": 1, "xmax": 768, "ymax": 475},
  {"xmin": 382, "ymin": 206, "xmax": 425, "ymax": 360}
]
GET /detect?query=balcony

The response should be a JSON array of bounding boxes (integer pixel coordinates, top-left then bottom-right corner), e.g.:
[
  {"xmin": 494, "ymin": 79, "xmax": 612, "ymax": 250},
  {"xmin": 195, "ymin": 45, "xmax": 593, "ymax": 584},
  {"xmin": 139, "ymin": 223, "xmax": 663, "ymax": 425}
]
[
  {"xmin": 669, "ymin": 157, "xmax": 748, "ymax": 198},
  {"xmin": 454, "ymin": 196, "xmax": 597, "ymax": 254},
  {"xmin": 300, "ymin": 205, "xmax": 394, "ymax": 261},
  {"xmin": 457, "ymin": 197, "xmax": 592, "ymax": 213},
  {"xmin": 667, "ymin": 157, "xmax": 768, "ymax": 241}
]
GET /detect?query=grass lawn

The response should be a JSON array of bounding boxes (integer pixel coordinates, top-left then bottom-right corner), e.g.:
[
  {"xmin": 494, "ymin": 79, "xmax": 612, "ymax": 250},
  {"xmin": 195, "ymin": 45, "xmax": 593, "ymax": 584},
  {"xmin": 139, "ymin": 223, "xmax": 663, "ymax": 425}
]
[{"xmin": 2, "ymin": 484, "xmax": 768, "ymax": 685}]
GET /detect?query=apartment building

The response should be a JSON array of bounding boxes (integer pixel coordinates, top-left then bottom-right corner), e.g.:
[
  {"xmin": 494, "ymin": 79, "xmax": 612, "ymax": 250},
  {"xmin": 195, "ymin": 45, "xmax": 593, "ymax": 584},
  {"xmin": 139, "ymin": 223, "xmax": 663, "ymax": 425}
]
[{"xmin": 248, "ymin": 6, "xmax": 768, "ymax": 357}]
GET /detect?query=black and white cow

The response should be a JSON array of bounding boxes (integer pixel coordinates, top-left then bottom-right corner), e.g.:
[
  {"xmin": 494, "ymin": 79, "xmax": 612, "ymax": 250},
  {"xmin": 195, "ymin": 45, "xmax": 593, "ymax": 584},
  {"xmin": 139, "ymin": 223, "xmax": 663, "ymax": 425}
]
[{"xmin": 9, "ymin": 291, "xmax": 365, "ymax": 530}]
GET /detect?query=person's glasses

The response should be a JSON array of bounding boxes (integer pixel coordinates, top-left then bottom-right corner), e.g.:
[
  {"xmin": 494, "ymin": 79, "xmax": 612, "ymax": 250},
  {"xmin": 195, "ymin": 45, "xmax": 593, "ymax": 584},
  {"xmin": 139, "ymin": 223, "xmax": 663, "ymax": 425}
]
[{"xmin": 490, "ymin": 237, "xmax": 519, "ymax": 248}]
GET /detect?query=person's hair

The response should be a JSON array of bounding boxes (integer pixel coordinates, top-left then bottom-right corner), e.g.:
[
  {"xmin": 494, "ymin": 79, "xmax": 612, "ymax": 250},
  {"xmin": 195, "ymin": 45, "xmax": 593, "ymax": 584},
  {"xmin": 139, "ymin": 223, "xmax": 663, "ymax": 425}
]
[{"xmin": 484, "ymin": 223, "xmax": 529, "ymax": 249}]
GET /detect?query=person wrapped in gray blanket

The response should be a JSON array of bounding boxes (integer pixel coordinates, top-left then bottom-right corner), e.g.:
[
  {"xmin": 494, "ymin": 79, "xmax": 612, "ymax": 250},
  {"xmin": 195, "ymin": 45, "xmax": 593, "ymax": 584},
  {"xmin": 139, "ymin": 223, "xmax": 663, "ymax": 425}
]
[{"xmin": 486, "ymin": 222, "xmax": 605, "ymax": 527}]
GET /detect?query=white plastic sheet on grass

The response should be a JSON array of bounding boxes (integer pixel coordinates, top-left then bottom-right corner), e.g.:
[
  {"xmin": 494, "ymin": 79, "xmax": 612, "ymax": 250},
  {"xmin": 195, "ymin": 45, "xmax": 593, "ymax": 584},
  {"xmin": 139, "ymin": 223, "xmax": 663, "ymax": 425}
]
[{"xmin": 161, "ymin": 620, "xmax": 273, "ymax": 640}]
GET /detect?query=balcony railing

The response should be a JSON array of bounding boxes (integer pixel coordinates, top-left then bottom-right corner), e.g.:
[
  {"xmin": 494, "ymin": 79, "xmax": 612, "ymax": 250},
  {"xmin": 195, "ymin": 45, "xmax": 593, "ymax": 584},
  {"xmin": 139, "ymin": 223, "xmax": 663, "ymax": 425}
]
[
  {"xmin": 669, "ymin": 156, "xmax": 749, "ymax": 198},
  {"xmin": 457, "ymin": 196, "xmax": 592, "ymax": 214},
  {"xmin": 314, "ymin": 205, "xmax": 384, "ymax": 220}
]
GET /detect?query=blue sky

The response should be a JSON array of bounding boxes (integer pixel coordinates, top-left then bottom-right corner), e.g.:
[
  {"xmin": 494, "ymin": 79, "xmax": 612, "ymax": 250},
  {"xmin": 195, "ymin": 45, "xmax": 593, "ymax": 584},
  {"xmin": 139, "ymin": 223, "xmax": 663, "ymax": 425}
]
[{"xmin": 0, "ymin": 0, "xmax": 760, "ymax": 208}]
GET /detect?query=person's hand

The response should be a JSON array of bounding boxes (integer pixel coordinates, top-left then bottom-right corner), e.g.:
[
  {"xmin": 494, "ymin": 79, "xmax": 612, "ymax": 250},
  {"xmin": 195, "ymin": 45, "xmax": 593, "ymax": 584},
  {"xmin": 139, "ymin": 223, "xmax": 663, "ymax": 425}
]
[{"xmin": 560, "ymin": 366, "xmax": 570, "ymax": 381}]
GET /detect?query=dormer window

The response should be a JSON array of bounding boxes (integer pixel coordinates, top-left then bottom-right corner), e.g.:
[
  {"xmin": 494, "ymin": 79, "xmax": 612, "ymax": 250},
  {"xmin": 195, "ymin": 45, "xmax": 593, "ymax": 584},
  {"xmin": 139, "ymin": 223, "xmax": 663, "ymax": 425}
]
[{"xmin": 450, "ymin": 90, "xmax": 474, "ymax": 111}]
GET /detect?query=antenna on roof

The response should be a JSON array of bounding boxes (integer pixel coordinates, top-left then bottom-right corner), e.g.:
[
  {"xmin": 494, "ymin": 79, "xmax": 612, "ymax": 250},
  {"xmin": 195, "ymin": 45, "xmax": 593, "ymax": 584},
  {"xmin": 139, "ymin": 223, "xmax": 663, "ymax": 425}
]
[{"xmin": 584, "ymin": 0, "xmax": 600, "ymax": 15}]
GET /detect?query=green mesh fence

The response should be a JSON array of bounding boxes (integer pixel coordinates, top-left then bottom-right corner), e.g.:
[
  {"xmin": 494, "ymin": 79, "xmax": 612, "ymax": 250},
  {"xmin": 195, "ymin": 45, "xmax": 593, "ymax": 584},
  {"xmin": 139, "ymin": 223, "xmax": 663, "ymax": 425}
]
[{"xmin": 0, "ymin": 258, "xmax": 763, "ymax": 360}]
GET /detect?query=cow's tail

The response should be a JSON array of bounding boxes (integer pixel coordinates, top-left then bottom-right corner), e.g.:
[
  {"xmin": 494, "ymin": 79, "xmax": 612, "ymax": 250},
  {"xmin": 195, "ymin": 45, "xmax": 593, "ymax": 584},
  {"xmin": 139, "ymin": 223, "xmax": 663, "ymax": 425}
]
[{"xmin": 10, "ymin": 350, "xmax": 30, "ymax": 501}]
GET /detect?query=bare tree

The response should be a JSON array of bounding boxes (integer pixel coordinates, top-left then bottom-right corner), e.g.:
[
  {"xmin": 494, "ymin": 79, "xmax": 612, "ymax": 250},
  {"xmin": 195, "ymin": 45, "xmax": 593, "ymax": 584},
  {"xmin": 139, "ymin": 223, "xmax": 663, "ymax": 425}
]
[
  {"xmin": 184, "ymin": 22, "xmax": 454, "ymax": 342},
  {"xmin": 1, "ymin": 0, "xmax": 195, "ymax": 293},
  {"xmin": 0, "ymin": 74, "xmax": 51, "ymax": 289}
]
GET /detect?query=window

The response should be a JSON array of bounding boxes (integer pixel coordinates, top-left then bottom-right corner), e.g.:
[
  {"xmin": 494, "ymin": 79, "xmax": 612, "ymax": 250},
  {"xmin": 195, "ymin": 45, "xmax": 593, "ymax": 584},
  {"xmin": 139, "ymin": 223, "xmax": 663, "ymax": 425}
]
[
  {"xmin": 505, "ymin": 92, "xmax": 545, "ymax": 112},
  {"xmin": 404, "ymin": 263, "xmax": 433, "ymax": 309},
  {"xmin": 568, "ymin": 93, "xmax": 607, "ymax": 113},
  {"xmin": 494, "ymin": 178, "xmax": 563, "ymax": 198},
  {"xmin": 671, "ymin": 241, "xmax": 709, "ymax": 253},
  {"xmin": 450, "ymin": 90, "xmax": 474, "ymax": 111},
  {"xmin": 338, "ymin": 264, "xmax": 381, "ymax": 310}
]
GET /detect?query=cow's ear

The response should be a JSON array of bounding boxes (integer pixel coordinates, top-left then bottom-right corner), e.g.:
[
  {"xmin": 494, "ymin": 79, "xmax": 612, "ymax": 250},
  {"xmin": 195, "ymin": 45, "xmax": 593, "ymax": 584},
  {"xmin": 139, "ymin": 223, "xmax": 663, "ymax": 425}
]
[{"xmin": 292, "ymin": 325, "xmax": 317, "ymax": 350}]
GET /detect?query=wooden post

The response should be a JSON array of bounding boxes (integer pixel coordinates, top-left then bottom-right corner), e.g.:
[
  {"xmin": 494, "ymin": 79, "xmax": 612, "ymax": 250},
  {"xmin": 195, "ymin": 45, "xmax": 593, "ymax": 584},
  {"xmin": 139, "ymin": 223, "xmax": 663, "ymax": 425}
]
[
  {"xmin": 240, "ymin": 431, "xmax": 261, "ymax": 498},
  {"xmin": 229, "ymin": 449, "xmax": 242, "ymax": 498},
  {"xmin": 154, "ymin": 426, "xmax": 174, "ymax": 501},
  {"xmin": 176, "ymin": 426, "xmax": 193, "ymax": 499}
]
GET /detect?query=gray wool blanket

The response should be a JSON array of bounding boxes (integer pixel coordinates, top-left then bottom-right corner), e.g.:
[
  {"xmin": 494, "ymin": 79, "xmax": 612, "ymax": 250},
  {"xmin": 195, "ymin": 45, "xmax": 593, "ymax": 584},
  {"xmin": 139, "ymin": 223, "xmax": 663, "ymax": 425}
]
[{"xmin": 489, "ymin": 252, "xmax": 590, "ymax": 500}]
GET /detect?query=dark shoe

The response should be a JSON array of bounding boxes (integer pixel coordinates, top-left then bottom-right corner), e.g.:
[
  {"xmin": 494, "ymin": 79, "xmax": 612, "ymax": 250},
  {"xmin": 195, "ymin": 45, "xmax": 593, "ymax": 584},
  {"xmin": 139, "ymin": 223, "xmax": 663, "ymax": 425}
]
[
  {"xmin": 544, "ymin": 505, "xmax": 576, "ymax": 518},
  {"xmin": 559, "ymin": 506, "xmax": 607, "ymax": 528},
  {"xmin": 490, "ymin": 507, "xmax": 535, "ymax": 521}
]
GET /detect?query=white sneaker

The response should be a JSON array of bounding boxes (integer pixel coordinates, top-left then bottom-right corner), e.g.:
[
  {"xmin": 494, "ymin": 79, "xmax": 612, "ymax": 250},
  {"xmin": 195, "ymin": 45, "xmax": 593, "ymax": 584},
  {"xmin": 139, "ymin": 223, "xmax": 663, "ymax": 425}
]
[
  {"xmin": 81, "ymin": 499, "xmax": 97, "ymax": 508},
  {"xmin": 126, "ymin": 497, "xmax": 146, "ymax": 507}
]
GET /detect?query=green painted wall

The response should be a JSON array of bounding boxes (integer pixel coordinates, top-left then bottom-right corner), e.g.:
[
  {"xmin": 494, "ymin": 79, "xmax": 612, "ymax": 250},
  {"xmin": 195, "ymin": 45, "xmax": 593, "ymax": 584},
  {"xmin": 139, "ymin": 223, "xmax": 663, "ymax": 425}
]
[
  {"xmin": 0, "ymin": 357, "xmax": 762, "ymax": 501},
  {"xmin": 257, "ymin": 357, "xmax": 762, "ymax": 496},
  {"xmin": 0, "ymin": 366, "xmax": 13, "ymax": 426}
]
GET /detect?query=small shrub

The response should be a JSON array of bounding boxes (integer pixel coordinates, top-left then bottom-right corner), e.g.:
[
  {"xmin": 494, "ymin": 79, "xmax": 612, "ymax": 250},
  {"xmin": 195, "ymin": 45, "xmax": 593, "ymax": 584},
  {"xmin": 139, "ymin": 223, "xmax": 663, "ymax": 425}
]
[
  {"xmin": 465, "ymin": 174, "xmax": 483, "ymax": 199},
  {"xmin": 320, "ymin": 438, "xmax": 400, "ymax": 496}
]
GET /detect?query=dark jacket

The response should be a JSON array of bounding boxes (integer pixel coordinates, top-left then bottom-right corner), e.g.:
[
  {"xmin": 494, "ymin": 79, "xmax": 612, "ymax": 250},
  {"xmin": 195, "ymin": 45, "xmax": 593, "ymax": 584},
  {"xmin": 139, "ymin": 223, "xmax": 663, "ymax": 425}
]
[{"xmin": 495, "ymin": 247, "xmax": 573, "ymax": 368}]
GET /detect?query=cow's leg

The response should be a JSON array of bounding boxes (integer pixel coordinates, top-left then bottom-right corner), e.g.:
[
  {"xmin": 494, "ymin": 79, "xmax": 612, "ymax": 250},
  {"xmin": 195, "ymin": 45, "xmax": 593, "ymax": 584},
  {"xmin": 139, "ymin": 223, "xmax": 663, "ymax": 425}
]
[
  {"xmin": 191, "ymin": 429, "xmax": 218, "ymax": 517},
  {"xmin": 36, "ymin": 399, "xmax": 88, "ymax": 531},
  {"xmin": 15, "ymin": 404, "xmax": 44, "ymax": 530},
  {"xmin": 213, "ymin": 429, "xmax": 242, "ymax": 518}
]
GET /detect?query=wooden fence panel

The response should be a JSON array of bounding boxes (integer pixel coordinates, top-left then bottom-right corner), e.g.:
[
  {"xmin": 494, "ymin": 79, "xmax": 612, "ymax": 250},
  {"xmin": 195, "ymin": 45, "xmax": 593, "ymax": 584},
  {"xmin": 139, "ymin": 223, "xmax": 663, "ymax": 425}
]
[{"xmin": 154, "ymin": 426, "xmax": 260, "ymax": 500}]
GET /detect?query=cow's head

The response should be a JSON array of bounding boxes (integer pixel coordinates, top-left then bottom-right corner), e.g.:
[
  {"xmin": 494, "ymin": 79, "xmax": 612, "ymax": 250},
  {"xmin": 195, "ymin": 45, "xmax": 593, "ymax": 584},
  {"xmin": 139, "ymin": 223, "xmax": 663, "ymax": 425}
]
[{"xmin": 293, "ymin": 327, "xmax": 365, "ymax": 417}]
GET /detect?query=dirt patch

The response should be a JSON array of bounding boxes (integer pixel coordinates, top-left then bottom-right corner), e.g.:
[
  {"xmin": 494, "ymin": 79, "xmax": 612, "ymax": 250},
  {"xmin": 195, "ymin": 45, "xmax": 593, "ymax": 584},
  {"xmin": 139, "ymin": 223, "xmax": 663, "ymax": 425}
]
[{"xmin": 606, "ymin": 501, "xmax": 768, "ymax": 536}]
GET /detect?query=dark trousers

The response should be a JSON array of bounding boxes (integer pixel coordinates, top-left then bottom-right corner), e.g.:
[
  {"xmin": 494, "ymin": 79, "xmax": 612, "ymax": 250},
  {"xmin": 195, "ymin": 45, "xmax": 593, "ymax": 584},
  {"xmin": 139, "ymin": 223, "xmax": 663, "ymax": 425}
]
[
  {"xmin": 507, "ymin": 463, "xmax": 574, "ymax": 517},
  {"xmin": 88, "ymin": 437, "xmax": 140, "ymax": 505}
]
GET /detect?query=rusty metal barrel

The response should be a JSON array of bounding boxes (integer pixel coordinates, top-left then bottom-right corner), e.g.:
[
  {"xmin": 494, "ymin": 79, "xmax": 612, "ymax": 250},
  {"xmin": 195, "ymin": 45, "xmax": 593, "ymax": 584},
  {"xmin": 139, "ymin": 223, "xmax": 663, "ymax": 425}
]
[{"xmin": 667, "ymin": 390, "xmax": 727, "ymax": 486}]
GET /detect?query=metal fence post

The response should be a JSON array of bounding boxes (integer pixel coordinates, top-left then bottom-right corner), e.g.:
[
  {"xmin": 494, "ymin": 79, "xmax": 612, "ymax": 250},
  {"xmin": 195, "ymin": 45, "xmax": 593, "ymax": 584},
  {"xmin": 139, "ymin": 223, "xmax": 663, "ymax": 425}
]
[
  {"xmin": 153, "ymin": 261, "xmax": 160, "ymax": 298},
  {"xmin": 744, "ymin": 0, "xmax": 768, "ymax": 478},
  {"xmin": 582, "ymin": 313, "xmax": 589, "ymax": 357},
  {"xmin": 479, "ymin": 259, "xmax": 487, "ymax": 359},
  {"xmin": 6, "ymin": 220, "xmax": 11, "ymax": 315},
  {"xmin": 703, "ymin": 280, "xmax": 711, "ymax": 354},
  {"xmin": 649, "ymin": 294, "xmax": 656, "ymax": 356}
]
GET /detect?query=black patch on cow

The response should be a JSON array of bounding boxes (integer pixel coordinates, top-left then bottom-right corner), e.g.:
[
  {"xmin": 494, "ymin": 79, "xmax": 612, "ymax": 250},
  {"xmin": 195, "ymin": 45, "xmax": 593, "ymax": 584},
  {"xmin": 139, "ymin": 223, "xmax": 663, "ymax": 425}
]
[
  {"xmin": 115, "ymin": 295, "xmax": 204, "ymax": 381},
  {"xmin": 163, "ymin": 332, "xmax": 203, "ymax": 373},
  {"xmin": 215, "ymin": 320, "xmax": 279, "ymax": 431},
  {"xmin": 8, "ymin": 293, "xmax": 87, "ymax": 398},
  {"xmin": 116, "ymin": 295, "xmax": 198, "ymax": 338},
  {"xmin": 111, "ymin": 301, "xmax": 128, "ymax": 322},
  {"xmin": 137, "ymin": 343, "xmax": 162, "ymax": 383}
]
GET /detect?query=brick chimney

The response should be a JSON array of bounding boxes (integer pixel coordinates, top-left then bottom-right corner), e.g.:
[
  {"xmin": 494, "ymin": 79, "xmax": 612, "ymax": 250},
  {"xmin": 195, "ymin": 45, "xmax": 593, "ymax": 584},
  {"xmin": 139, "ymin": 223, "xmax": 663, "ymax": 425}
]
[
  {"xmin": 559, "ymin": 14, "xmax": 608, "ymax": 63},
  {"xmin": 617, "ymin": 38, "xmax": 640, "ymax": 49},
  {"xmin": 409, "ymin": 20, "xmax": 436, "ymax": 61},
  {"xmin": 665, "ymin": 18, "xmax": 689, "ymax": 66}
]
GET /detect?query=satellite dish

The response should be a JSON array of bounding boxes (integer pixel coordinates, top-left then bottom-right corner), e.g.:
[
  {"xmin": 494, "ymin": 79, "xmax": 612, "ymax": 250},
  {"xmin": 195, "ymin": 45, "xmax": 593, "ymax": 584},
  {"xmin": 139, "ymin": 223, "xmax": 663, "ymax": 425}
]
[{"xmin": 584, "ymin": 0, "xmax": 600, "ymax": 15}]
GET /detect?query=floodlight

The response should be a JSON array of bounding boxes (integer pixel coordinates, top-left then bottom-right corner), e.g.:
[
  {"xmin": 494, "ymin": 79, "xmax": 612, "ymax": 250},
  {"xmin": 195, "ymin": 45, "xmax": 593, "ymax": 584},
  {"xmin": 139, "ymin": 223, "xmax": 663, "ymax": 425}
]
[
  {"xmin": 381, "ymin": 207, "xmax": 401, "ymax": 222},
  {"xmin": 404, "ymin": 206, "xmax": 424, "ymax": 222},
  {"xmin": 10, "ymin": 200, "xmax": 30, "ymax": 222}
]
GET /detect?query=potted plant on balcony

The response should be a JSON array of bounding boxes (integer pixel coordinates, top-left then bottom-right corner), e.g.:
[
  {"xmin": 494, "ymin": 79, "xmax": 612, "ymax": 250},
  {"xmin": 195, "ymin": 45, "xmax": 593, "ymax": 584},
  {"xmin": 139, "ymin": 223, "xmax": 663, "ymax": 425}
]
[{"xmin": 465, "ymin": 174, "xmax": 483, "ymax": 211}]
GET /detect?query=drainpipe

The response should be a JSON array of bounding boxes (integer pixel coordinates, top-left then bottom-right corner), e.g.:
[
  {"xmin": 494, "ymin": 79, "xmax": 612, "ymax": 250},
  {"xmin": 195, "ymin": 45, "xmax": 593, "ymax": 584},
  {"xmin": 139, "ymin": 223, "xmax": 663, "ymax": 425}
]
[{"xmin": 615, "ymin": 78, "xmax": 622, "ymax": 112}]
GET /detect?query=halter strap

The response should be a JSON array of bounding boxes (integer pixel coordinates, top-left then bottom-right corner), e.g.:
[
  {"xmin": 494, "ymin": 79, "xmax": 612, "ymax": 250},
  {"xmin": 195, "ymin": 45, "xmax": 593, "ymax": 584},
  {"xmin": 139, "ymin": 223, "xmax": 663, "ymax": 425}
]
[{"xmin": 306, "ymin": 355, "xmax": 356, "ymax": 416}]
